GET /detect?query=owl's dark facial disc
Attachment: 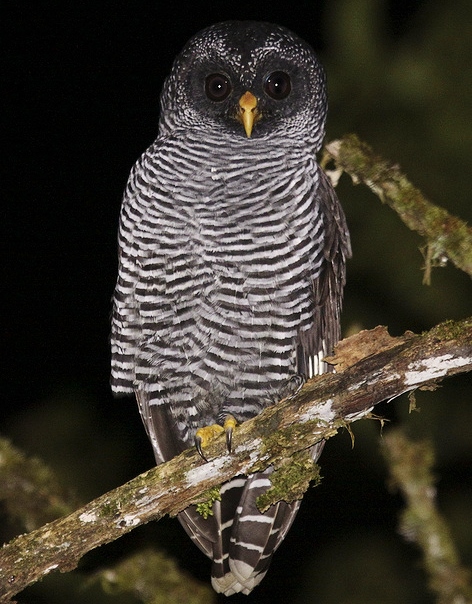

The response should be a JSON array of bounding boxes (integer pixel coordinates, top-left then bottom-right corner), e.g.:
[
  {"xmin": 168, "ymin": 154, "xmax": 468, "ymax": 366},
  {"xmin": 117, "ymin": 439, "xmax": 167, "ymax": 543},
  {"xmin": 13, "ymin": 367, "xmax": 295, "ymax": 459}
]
[
  {"xmin": 203, "ymin": 71, "xmax": 292, "ymax": 137},
  {"xmin": 196, "ymin": 59, "xmax": 303, "ymax": 139},
  {"xmin": 204, "ymin": 74, "xmax": 260, "ymax": 137},
  {"xmin": 160, "ymin": 21, "xmax": 327, "ymax": 146}
]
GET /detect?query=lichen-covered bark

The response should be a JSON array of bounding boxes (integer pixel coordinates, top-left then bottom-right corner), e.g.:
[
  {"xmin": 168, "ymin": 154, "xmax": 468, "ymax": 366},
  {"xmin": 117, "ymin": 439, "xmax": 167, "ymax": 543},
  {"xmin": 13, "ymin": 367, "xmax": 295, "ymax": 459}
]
[
  {"xmin": 0, "ymin": 318, "xmax": 471, "ymax": 600},
  {"xmin": 323, "ymin": 135, "xmax": 472, "ymax": 280}
]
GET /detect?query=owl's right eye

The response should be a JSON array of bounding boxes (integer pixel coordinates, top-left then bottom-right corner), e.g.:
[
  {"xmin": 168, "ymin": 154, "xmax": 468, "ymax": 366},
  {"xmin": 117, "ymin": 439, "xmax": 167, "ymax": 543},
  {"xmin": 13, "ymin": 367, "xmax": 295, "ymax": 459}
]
[{"xmin": 205, "ymin": 73, "xmax": 232, "ymax": 101}]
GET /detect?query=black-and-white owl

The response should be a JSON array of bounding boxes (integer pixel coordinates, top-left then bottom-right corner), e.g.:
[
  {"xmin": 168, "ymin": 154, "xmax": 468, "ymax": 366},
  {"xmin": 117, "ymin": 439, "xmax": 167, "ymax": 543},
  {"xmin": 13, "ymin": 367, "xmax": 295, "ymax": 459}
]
[{"xmin": 111, "ymin": 21, "xmax": 350, "ymax": 596}]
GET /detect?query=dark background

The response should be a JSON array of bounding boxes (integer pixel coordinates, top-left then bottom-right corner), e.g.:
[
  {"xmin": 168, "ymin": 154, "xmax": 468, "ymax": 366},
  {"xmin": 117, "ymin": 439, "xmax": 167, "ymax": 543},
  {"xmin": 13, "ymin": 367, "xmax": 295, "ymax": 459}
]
[{"xmin": 3, "ymin": 1, "xmax": 471, "ymax": 602}]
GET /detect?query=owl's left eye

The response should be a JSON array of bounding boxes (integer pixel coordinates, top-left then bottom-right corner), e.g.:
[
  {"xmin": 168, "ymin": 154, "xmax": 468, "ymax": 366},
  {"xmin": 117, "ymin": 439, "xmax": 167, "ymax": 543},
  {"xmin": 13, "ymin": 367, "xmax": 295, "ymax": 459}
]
[
  {"xmin": 205, "ymin": 73, "xmax": 232, "ymax": 102},
  {"xmin": 264, "ymin": 71, "xmax": 292, "ymax": 100}
]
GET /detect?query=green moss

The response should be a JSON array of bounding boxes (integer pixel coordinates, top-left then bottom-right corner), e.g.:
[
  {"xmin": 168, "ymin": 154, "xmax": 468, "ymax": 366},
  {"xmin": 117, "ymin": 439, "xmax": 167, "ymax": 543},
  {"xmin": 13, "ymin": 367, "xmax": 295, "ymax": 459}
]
[
  {"xmin": 98, "ymin": 500, "xmax": 121, "ymax": 518},
  {"xmin": 256, "ymin": 450, "xmax": 321, "ymax": 513},
  {"xmin": 260, "ymin": 418, "xmax": 321, "ymax": 455},
  {"xmin": 262, "ymin": 423, "xmax": 299, "ymax": 451},
  {"xmin": 195, "ymin": 487, "xmax": 221, "ymax": 519},
  {"xmin": 426, "ymin": 318, "xmax": 472, "ymax": 341}
]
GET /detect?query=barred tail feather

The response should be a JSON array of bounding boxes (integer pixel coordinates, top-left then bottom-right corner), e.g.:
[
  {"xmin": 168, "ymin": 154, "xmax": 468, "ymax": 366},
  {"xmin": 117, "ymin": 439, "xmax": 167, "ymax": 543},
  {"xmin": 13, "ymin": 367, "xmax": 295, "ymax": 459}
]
[{"xmin": 179, "ymin": 441, "xmax": 324, "ymax": 596}]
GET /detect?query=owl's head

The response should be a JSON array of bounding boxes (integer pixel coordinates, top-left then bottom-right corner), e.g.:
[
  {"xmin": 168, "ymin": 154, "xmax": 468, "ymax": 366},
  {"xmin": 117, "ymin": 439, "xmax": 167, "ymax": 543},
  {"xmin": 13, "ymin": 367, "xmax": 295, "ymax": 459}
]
[{"xmin": 159, "ymin": 21, "xmax": 328, "ymax": 149}]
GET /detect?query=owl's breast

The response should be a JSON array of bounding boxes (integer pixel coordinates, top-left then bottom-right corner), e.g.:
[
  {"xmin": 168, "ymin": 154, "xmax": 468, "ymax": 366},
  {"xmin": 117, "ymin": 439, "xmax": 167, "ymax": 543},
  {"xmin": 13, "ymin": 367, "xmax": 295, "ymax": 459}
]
[{"xmin": 140, "ymin": 133, "xmax": 325, "ymax": 310}]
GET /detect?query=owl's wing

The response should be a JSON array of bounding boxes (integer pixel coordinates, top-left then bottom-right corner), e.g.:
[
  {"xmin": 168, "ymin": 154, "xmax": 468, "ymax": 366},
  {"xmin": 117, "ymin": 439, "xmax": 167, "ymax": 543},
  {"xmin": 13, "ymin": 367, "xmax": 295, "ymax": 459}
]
[
  {"xmin": 110, "ymin": 162, "xmax": 144, "ymax": 396},
  {"xmin": 111, "ymin": 150, "xmax": 191, "ymax": 465},
  {"xmin": 297, "ymin": 167, "xmax": 351, "ymax": 379}
]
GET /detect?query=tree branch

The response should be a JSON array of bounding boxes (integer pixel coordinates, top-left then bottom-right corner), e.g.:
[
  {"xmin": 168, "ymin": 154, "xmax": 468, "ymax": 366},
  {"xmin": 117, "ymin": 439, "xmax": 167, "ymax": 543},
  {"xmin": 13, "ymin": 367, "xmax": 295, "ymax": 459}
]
[
  {"xmin": 1, "ymin": 318, "xmax": 471, "ymax": 601},
  {"xmin": 382, "ymin": 430, "xmax": 472, "ymax": 603},
  {"xmin": 322, "ymin": 135, "xmax": 472, "ymax": 281},
  {"xmin": 0, "ymin": 438, "xmax": 77, "ymax": 533},
  {"xmin": 92, "ymin": 548, "xmax": 217, "ymax": 604}
]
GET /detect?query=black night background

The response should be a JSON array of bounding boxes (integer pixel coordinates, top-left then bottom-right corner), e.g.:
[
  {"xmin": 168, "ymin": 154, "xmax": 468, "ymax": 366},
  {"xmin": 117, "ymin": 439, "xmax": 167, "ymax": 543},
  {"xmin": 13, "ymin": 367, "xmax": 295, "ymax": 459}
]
[{"xmin": 3, "ymin": 1, "xmax": 471, "ymax": 602}]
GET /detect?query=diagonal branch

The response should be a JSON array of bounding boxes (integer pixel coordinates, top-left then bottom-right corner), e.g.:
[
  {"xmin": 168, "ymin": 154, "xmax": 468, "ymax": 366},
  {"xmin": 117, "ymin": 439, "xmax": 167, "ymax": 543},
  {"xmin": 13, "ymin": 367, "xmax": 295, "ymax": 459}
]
[
  {"xmin": 1, "ymin": 318, "xmax": 471, "ymax": 600},
  {"xmin": 322, "ymin": 135, "xmax": 472, "ymax": 281}
]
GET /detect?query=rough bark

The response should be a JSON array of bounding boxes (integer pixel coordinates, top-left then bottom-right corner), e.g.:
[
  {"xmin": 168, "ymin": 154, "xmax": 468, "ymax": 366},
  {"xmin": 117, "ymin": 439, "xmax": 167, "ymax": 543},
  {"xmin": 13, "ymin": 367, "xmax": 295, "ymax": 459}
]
[{"xmin": 1, "ymin": 318, "xmax": 471, "ymax": 601}]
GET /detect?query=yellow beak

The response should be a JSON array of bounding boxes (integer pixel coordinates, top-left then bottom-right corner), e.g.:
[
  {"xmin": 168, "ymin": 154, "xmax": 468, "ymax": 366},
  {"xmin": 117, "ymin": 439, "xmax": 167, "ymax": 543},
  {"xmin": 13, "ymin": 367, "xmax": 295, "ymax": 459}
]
[{"xmin": 238, "ymin": 91, "xmax": 259, "ymax": 138}]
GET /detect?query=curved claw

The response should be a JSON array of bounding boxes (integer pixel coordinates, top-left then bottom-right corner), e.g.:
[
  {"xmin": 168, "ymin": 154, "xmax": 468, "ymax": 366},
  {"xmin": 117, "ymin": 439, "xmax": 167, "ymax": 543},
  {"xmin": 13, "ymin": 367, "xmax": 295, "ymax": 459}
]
[
  {"xmin": 225, "ymin": 426, "xmax": 233, "ymax": 453},
  {"xmin": 223, "ymin": 415, "xmax": 237, "ymax": 454},
  {"xmin": 195, "ymin": 435, "xmax": 208, "ymax": 462},
  {"xmin": 194, "ymin": 417, "xmax": 237, "ymax": 461}
]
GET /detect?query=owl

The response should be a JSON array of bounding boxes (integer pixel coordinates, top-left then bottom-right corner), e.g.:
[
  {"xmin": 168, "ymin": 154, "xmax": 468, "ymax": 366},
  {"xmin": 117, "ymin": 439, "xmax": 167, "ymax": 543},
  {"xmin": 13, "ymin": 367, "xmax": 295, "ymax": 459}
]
[{"xmin": 111, "ymin": 21, "xmax": 350, "ymax": 595}]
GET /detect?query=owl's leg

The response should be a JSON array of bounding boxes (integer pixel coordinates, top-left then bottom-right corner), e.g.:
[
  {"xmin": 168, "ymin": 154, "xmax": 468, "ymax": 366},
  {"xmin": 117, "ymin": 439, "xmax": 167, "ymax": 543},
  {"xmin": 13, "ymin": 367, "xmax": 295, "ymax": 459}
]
[{"xmin": 195, "ymin": 415, "xmax": 237, "ymax": 461}]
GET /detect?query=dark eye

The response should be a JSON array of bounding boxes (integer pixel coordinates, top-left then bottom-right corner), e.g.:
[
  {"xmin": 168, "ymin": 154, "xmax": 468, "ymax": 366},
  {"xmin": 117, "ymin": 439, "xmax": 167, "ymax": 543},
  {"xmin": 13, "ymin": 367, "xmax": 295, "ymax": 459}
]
[
  {"xmin": 264, "ymin": 71, "xmax": 292, "ymax": 100},
  {"xmin": 205, "ymin": 73, "xmax": 232, "ymax": 102}
]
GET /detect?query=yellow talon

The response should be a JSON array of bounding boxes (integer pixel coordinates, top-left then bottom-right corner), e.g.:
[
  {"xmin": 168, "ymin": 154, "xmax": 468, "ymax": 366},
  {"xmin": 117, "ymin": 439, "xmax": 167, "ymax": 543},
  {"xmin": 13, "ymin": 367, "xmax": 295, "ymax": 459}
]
[
  {"xmin": 195, "ymin": 415, "xmax": 238, "ymax": 460},
  {"xmin": 224, "ymin": 416, "xmax": 237, "ymax": 431},
  {"xmin": 196, "ymin": 424, "xmax": 225, "ymax": 448}
]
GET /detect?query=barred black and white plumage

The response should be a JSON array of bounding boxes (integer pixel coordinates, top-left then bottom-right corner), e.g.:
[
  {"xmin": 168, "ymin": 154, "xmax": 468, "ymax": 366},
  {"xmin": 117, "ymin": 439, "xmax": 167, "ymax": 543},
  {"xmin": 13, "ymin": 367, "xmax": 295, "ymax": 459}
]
[{"xmin": 111, "ymin": 21, "xmax": 350, "ymax": 596}]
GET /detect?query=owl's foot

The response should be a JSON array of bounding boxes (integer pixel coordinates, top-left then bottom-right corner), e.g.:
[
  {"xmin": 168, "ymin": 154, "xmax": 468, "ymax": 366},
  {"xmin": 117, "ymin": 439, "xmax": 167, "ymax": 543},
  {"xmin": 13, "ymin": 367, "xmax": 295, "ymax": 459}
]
[
  {"xmin": 275, "ymin": 374, "xmax": 306, "ymax": 401},
  {"xmin": 195, "ymin": 415, "xmax": 237, "ymax": 461}
]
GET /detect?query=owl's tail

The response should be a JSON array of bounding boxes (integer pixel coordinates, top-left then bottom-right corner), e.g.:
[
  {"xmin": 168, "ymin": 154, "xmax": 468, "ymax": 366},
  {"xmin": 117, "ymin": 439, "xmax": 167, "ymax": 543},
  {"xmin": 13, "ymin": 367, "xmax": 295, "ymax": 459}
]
[{"xmin": 179, "ymin": 441, "xmax": 324, "ymax": 595}]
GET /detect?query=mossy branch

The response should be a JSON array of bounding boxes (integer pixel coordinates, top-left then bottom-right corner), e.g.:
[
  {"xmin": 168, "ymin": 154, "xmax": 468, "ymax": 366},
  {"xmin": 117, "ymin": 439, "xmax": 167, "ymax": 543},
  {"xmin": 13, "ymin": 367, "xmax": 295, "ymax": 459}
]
[
  {"xmin": 0, "ymin": 438, "xmax": 78, "ymax": 533},
  {"xmin": 1, "ymin": 318, "xmax": 471, "ymax": 601},
  {"xmin": 382, "ymin": 430, "xmax": 472, "ymax": 603},
  {"xmin": 322, "ymin": 134, "xmax": 472, "ymax": 281},
  {"xmin": 92, "ymin": 548, "xmax": 217, "ymax": 604}
]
